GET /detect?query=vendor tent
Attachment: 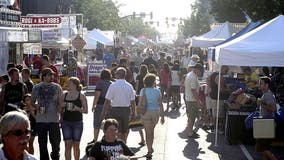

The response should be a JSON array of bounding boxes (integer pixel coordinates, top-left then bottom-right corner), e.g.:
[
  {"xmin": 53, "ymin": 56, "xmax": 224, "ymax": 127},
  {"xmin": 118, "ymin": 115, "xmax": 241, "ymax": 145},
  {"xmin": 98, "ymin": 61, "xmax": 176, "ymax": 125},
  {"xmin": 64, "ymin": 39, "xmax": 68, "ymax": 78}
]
[
  {"xmin": 214, "ymin": 15, "xmax": 284, "ymax": 146},
  {"xmin": 215, "ymin": 15, "xmax": 284, "ymax": 67},
  {"xmin": 207, "ymin": 21, "xmax": 263, "ymax": 63},
  {"xmin": 85, "ymin": 28, "xmax": 113, "ymax": 49},
  {"xmin": 191, "ymin": 22, "xmax": 236, "ymax": 48}
]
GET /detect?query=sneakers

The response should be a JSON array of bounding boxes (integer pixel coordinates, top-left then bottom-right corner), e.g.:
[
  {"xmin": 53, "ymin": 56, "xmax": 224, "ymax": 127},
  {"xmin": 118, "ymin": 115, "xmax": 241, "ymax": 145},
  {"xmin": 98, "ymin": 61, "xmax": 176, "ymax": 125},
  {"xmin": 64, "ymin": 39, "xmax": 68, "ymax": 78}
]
[
  {"xmin": 145, "ymin": 148, "xmax": 154, "ymax": 159},
  {"xmin": 145, "ymin": 153, "xmax": 152, "ymax": 159}
]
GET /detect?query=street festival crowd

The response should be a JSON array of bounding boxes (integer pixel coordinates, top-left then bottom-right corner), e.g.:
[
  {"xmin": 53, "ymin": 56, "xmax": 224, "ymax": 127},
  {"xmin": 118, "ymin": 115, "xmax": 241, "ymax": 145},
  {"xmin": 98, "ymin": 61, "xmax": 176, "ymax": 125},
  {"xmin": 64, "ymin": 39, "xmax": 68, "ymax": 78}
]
[{"xmin": 0, "ymin": 45, "xmax": 283, "ymax": 160}]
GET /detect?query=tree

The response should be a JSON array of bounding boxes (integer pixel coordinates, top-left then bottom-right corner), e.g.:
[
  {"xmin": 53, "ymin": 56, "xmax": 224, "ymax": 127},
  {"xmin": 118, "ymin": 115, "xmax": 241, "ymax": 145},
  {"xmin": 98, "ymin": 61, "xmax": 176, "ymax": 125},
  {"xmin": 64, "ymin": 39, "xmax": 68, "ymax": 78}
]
[
  {"xmin": 120, "ymin": 18, "xmax": 160, "ymax": 40},
  {"xmin": 210, "ymin": 0, "xmax": 284, "ymax": 22},
  {"xmin": 181, "ymin": 0, "xmax": 214, "ymax": 38},
  {"xmin": 71, "ymin": 0, "xmax": 160, "ymax": 40},
  {"xmin": 72, "ymin": 0, "xmax": 120, "ymax": 30}
]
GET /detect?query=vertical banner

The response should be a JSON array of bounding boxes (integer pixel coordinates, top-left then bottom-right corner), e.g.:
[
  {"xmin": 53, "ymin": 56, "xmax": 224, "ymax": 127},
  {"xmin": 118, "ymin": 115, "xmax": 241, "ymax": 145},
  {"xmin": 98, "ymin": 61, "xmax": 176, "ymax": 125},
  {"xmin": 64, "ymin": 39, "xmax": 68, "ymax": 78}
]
[
  {"xmin": 87, "ymin": 63, "xmax": 106, "ymax": 90},
  {"xmin": 0, "ymin": 42, "xmax": 8, "ymax": 75}
]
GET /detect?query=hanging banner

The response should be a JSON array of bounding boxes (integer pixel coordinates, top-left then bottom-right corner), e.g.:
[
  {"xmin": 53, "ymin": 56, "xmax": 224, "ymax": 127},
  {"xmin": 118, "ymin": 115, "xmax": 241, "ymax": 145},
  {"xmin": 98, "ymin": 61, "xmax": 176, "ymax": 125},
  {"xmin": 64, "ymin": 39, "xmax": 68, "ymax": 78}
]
[{"xmin": 87, "ymin": 62, "xmax": 106, "ymax": 90}]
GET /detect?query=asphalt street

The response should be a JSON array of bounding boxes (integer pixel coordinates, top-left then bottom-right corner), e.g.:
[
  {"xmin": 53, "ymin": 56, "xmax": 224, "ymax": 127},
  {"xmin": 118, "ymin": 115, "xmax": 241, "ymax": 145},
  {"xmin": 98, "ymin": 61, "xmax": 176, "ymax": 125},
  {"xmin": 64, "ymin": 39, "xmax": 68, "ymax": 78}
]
[{"xmin": 31, "ymin": 92, "xmax": 283, "ymax": 160}]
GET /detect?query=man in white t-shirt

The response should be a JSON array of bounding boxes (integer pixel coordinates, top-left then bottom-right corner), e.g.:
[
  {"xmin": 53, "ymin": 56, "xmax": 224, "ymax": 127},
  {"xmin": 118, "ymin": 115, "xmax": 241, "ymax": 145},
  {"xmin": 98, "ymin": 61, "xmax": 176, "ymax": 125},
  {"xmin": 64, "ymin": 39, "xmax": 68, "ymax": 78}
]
[
  {"xmin": 184, "ymin": 63, "xmax": 205, "ymax": 138},
  {"xmin": 101, "ymin": 67, "xmax": 136, "ymax": 142}
]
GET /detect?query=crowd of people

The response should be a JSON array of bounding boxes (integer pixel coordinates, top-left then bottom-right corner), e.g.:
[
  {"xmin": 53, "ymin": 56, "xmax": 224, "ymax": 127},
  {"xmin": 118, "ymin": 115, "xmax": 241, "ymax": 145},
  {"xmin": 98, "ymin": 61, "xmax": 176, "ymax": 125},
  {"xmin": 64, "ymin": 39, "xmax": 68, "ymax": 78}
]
[{"xmin": 0, "ymin": 46, "xmax": 282, "ymax": 160}]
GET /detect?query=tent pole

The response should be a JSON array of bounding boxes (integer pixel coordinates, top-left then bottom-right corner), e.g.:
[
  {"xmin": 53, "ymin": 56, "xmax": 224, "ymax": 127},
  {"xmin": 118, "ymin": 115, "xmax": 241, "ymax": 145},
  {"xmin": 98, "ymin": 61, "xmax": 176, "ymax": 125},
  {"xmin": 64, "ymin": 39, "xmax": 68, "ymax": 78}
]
[{"xmin": 214, "ymin": 65, "xmax": 222, "ymax": 146}]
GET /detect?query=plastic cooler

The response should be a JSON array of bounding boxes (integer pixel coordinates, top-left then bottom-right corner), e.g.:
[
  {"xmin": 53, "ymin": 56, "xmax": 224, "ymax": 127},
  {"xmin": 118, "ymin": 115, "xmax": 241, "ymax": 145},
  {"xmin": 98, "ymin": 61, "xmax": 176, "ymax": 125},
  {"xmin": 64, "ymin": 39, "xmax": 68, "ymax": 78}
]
[{"xmin": 253, "ymin": 118, "xmax": 275, "ymax": 138}]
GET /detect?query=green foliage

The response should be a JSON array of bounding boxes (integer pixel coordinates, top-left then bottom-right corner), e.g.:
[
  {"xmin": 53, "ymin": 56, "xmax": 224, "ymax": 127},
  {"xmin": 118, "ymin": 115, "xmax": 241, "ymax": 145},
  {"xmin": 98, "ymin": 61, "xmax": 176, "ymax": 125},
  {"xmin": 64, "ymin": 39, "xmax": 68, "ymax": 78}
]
[
  {"xmin": 181, "ymin": 0, "xmax": 213, "ymax": 38},
  {"xmin": 71, "ymin": 0, "xmax": 159, "ymax": 40},
  {"xmin": 210, "ymin": 0, "xmax": 284, "ymax": 22},
  {"xmin": 178, "ymin": 0, "xmax": 284, "ymax": 40},
  {"xmin": 72, "ymin": 0, "xmax": 120, "ymax": 30},
  {"xmin": 120, "ymin": 18, "xmax": 159, "ymax": 39}
]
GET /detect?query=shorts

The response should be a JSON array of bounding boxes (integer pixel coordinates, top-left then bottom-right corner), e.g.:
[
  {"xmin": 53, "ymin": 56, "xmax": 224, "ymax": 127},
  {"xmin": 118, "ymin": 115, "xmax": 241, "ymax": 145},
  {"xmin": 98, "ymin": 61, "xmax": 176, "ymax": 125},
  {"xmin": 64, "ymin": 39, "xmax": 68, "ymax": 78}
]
[
  {"xmin": 61, "ymin": 120, "xmax": 83, "ymax": 142},
  {"xmin": 142, "ymin": 110, "xmax": 160, "ymax": 126},
  {"xmin": 185, "ymin": 101, "xmax": 200, "ymax": 122},
  {"xmin": 171, "ymin": 86, "xmax": 180, "ymax": 93},
  {"xmin": 210, "ymin": 99, "xmax": 225, "ymax": 118},
  {"xmin": 93, "ymin": 104, "xmax": 103, "ymax": 129},
  {"xmin": 108, "ymin": 107, "xmax": 130, "ymax": 134},
  {"xmin": 255, "ymin": 138, "xmax": 272, "ymax": 152}
]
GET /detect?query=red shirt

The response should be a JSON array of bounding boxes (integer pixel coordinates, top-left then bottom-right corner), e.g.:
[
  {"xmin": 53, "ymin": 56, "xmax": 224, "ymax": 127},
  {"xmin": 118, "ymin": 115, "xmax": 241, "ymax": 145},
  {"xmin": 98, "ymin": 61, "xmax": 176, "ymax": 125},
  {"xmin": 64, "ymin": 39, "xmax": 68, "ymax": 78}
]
[{"xmin": 159, "ymin": 69, "xmax": 170, "ymax": 85}]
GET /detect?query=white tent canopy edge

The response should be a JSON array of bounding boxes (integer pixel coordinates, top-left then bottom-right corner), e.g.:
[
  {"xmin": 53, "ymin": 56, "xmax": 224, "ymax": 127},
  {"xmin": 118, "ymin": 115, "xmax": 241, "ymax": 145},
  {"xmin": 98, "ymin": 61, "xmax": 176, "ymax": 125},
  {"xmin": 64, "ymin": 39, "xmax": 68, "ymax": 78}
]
[{"xmin": 215, "ymin": 15, "xmax": 284, "ymax": 67}]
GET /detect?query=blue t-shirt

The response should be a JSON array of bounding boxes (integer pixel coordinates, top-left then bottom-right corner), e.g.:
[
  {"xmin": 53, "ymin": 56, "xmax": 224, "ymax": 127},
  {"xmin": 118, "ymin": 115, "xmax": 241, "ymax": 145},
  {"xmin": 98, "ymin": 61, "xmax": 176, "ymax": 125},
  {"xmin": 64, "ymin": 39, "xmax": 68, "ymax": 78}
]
[
  {"xmin": 139, "ymin": 88, "xmax": 161, "ymax": 111},
  {"xmin": 104, "ymin": 53, "xmax": 115, "ymax": 67}
]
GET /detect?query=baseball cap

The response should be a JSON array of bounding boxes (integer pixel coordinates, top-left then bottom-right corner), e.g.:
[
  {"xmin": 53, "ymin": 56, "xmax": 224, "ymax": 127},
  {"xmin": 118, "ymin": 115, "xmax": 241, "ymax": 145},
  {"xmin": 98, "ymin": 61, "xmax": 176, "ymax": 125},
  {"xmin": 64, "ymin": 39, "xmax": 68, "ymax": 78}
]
[{"xmin": 41, "ymin": 68, "xmax": 55, "ymax": 76}]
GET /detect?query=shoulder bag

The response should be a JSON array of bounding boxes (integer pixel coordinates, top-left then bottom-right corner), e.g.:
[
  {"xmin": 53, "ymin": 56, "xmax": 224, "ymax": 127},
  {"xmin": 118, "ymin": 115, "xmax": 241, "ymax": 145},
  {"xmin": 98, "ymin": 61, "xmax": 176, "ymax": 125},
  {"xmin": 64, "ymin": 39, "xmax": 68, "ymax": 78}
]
[{"xmin": 137, "ymin": 88, "xmax": 147, "ymax": 114}]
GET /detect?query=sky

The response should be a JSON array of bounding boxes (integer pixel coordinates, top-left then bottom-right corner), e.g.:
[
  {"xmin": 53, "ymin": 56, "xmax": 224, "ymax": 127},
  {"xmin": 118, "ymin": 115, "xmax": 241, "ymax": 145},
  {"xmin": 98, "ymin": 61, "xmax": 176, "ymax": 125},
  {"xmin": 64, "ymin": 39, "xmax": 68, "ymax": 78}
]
[{"xmin": 116, "ymin": 0, "xmax": 196, "ymax": 35}]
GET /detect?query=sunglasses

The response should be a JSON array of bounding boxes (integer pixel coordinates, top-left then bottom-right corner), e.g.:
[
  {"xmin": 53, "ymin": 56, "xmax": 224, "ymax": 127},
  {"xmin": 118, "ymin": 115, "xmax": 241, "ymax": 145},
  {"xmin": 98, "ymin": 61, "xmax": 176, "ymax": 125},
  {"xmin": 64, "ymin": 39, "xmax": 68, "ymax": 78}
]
[{"xmin": 9, "ymin": 129, "xmax": 32, "ymax": 137}]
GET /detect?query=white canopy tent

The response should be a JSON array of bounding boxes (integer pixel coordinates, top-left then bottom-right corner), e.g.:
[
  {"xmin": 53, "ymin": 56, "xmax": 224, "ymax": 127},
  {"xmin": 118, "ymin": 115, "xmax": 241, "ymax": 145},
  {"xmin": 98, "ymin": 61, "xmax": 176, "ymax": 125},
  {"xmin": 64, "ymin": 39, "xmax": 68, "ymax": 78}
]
[
  {"xmin": 85, "ymin": 28, "xmax": 113, "ymax": 49},
  {"xmin": 214, "ymin": 15, "xmax": 284, "ymax": 146},
  {"xmin": 191, "ymin": 22, "xmax": 236, "ymax": 48},
  {"xmin": 215, "ymin": 15, "xmax": 284, "ymax": 67}
]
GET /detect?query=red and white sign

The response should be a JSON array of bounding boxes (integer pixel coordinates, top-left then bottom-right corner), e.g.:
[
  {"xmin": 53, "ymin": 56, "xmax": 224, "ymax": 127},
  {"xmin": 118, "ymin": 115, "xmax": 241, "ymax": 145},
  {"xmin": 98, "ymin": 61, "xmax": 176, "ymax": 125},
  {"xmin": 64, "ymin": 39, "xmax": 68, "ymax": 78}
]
[
  {"xmin": 21, "ymin": 16, "xmax": 61, "ymax": 24},
  {"xmin": 87, "ymin": 63, "xmax": 106, "ymax": 90},
  {"xmin": 21, "ymin": 16, "xmax": 62, "ymax": 28}
]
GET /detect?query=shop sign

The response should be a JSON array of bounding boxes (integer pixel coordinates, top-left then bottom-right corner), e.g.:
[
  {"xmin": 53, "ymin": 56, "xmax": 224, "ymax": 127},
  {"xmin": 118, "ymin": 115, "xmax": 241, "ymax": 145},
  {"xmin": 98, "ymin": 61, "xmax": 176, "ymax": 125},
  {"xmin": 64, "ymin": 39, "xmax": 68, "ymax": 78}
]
[
  {"xmin": 28, "ymin": 29, "xmax": 41, "ymax": 42},
  {"xmin": 42, "ymin": 29, "xmax": 61, "ymax": 42},
  {"xmin": 0, "ymin": 7, "xmax": 21, "ymax": 26},
  {"xmin": 61, "ymin": 16, "xmax": 76, "ymax": 28},
  {"xmin": 21, "ymin": 16, "xmax": 62, "ymax": 28},
  {"xmin": 72, "ymin": 35, "xmax": 86, "ymax": 50},
  {"xmin": 87, "ymin": 63, "xmax": 106, "ymax": 90},
  {"xmin": 7, "ymin": 30, "xmax": 28, "ymax": 42},
  {"xmin": 23, "ymin": 43, "xmax": 42, "ymax": 55}
]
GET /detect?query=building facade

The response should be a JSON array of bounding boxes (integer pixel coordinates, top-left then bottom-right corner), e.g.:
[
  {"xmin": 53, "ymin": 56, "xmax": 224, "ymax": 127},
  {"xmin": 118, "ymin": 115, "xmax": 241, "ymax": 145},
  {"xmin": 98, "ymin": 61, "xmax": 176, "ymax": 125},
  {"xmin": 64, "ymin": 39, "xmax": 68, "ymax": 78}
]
[{"xmin": 21, "ymin": 0, "xmax": 73, "ymax": 15}]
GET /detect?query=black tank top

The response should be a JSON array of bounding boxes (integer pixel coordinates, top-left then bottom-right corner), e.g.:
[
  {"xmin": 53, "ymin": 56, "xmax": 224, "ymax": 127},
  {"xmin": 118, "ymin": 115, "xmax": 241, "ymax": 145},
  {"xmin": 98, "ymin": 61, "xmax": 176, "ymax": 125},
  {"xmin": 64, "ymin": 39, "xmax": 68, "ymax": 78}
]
[
  {"xmin": 63, "ymin": 92, "xmax": 83, "ymax": 122},
  {"xmin": 3, "ymin": 82, "xmax": 24, "ymax": 113}
]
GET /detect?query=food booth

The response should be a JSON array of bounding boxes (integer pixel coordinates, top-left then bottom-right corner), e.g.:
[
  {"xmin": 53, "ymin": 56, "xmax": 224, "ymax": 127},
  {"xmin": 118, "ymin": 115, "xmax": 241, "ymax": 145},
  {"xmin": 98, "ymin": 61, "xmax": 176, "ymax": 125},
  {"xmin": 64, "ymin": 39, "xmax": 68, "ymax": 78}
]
[{"xmin": 214, "ymin": 15, "xmax": 284, "ymax": 146}]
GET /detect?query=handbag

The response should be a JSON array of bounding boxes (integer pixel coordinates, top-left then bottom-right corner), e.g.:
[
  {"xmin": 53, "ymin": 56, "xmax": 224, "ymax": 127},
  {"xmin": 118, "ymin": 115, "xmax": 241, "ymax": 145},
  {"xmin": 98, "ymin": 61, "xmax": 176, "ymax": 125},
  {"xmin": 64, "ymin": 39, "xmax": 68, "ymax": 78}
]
[{"xmin": 137, "ymin": 88, "xmax": 147, "ymax": 114}]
